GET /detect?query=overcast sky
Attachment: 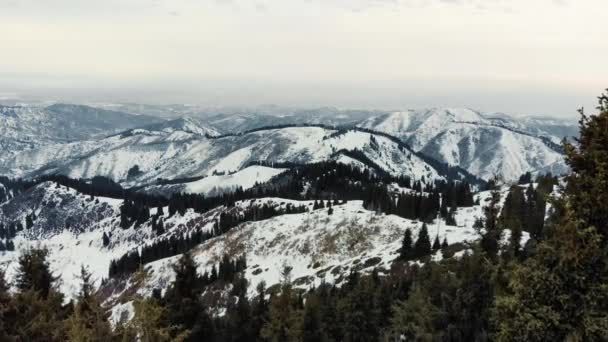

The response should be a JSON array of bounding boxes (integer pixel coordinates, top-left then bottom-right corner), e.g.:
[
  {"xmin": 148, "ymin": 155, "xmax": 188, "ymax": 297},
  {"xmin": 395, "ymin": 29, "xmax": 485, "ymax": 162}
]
[{"xmin": 1, "ymin": 0, "xmax": 607, "ymax": 117}]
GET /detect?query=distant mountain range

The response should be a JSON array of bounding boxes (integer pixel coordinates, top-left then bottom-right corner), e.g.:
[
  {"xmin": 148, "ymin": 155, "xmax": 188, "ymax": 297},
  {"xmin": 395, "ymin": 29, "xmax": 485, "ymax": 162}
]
[{"xmin": 0, "ymin": 103, "xmax": 577, "ymax": 183}]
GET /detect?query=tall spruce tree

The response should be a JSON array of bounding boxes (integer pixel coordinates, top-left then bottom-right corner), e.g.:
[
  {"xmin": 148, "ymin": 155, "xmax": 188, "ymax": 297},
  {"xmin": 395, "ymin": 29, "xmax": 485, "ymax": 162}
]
[
  {"xmin": 66, "ymin": 266, "xmax": 112, "ymax": 341},
  {"xmin": 493, "ymin": 93, "xmax": 608, "ymax": 341},
  {"xmin": 432, "ymin": 234, "xmax": 441, "ymax": 251},
  {"xmin": 15, "ymin": 248, "xmax": 56, "ymax": 299},
  {"xmin": 400, "ymin": 228, "xmax": 414, "ymax": 260},
  {"xmin": 261, "ymin": 266, "xmax": 303, "ymax": 342},
  {"xmin": 413, "ymin": 224, "xmax": 432, "ymax": 258},
  {"xmin": 479, "ymin": 185, "xmax": 502, "ymax": 260}
]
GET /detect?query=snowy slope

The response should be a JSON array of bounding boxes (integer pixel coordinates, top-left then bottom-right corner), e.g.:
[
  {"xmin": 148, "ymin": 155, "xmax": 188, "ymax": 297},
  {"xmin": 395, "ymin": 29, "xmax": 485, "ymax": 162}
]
[
  {"xmin": 0, "ymin": 180, "xmax": 528, "ymax": 308},
  {"xmin": 0, "ymin": 126, "xmax": 444, "ymax": 187},
  {"xmin": 117, "ymin": 189, "xmax": 529, "ymax": 306},
  {"xmin": 0, "ymin": 104, "xmax": 163, "ymax": 163},
  {"xmin": 140, "ymin": 117, "xmax": 221, "ymax": 137},
  {"xmin": 358, "ymin": 108, "xmax": 569, "ymax": 180},
  {"xmin": 144, "ymin": 166, "xmax": 287, "ymax": 196},
  {"xmin": 140, "ymin": 200, "xmax": 481, "ymax": 300}
]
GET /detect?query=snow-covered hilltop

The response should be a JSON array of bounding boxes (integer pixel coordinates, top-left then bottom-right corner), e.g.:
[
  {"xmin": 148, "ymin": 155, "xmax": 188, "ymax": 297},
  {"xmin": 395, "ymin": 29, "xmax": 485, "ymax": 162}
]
[
  {"xmin": 0, "ymin": 103, "xmax": 162, "ymax": 163},
  {"xmin": 358, "ymin": 108, "xmax": 571, "ymax": 181},
  {"xmin": 0, "ymin": 126, "xmax": 447, "ymax": 187},
  {"xmin": 0, "ymin": 103, "xmax": 575, "ymax": 182}
]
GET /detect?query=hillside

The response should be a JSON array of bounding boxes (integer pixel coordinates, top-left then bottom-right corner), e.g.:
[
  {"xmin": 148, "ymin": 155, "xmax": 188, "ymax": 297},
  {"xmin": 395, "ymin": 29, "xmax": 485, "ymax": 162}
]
[
  {"xmin": 0, "ymin": 126, "xmax": 447, "ymax": 187},
  {"xmin": 0, "ymin": 179, "xmax": 521, "ymax": 302},
  {"xmin": 358, "ymin": 108, "xmax": 569, "ymax": 180},
  {"xmin": 0, "ymin": 104, "xmax": 163, "ymax": 163}
]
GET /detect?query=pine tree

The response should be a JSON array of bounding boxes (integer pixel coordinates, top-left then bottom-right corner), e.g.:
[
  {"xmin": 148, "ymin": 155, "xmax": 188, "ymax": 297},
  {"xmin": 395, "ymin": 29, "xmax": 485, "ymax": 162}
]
[
  {"xmin": 441, "ymin": 236, "xmax": 448, "ymax": 249},
  {"xmin": 400, "ymin": 228, "xmax": 413, "ymax": 260},
  {"xmin": 15, "ymin": 248, "xmax": 56, "ymax": 299},
  {"xmin": 432, "ymin": 234, "xmax": 441, "ymax": 251},
  {"xmin": 479, "ymin": 186, "xmax": 502, "ymax": 260},
  {"xmin": 126, "ymin": 297, "xmax": 184, "ymax": 342},
  {"xmin": 494, "ymin": 93, "xmax": 608, "ymax": 341},
  {"xmin": 7, "ymin": 248, "xmax": 68, "ymax": 341},
  {"xmin": 66, "ymin": 266, "xmax": 112, "ymax": 341},
  {"xmin": 413, "ymin": 224, "xmax": 432, "ymax": 258},
  {"xmin": 338, "ymin": 277, "xmax": 380, "ymax": 342},
  {"xmin": 251, "ymin": 281, "xmax": 269, "ymax": 339},
  {"xmin": 302, "ymin": 294, "xmax": 326, "ymax": 342},
  {"xmin": 388, "ymin": 285, "xmax": 437, "ymax": 341},
  {"xmin": 164, "ymin": 252, "xmax": 215, "ymax": 341},
  {"xmin": 261, "ymin": 266, "xmax": 303, "ymax": 342}
]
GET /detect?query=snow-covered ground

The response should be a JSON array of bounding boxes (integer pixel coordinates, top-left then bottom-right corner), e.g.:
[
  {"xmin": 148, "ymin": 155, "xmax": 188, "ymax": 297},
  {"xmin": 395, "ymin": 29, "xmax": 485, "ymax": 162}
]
[
  {"xmin": 0, "ymin": 126, "xmax": 445, "ymax": 187},
  {"xmin": 358, "ymin": 108, "xmax": 569, "ymax": 181},
  {"xmin": 1, "ymin": 181, "xmax": 531, "ymax": 321},
  {"xmin": 134, "ymin": 198, "xmax": 491, "ymax": 302}
]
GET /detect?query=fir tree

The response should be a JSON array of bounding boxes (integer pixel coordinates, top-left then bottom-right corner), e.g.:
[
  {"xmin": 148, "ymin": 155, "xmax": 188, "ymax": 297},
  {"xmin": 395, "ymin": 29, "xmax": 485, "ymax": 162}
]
[
  {"xmin": 494, "ymin": 93, "xmax": 608, "ymax": 341},
  {"xmin": 432, "ymin": 234, "xmax": 441, "ymax": 251},
  {"xmin": 400, "ymin": 228, "xmax": 413, "ymax": 260},
  {"xmin": 15, "ymin": 248, "xmax": 56, "ymax": 299},
  {"xmin": 66, "ymin": 266, "xmax": 112, "ymax": 341},
  {"xmin": 479, "ymin": 185, "xmax": 502, "ymax": 260},
  {"xmin": 261, "ymin": 266, "xmax": 303, "ymax": 341},
  {"xmin": 413, "ymin": 224, "xmax": 432, "ymax": 258}
]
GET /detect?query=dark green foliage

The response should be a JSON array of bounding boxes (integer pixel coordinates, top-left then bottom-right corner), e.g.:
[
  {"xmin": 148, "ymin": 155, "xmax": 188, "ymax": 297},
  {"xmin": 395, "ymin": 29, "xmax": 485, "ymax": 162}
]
[
  {"xmin": 413, "ymin": 223, "xmax": 432, "ymax": 258},
  {"xmin": 432, "ymin": 234, "xmax": 441, "ymax": 251},
  {"xmin": 441, "ymin": 237, "xmax": 448, "ymax": 249},
  {"xmin": 494, "ymin": 92, "xmax": 608, "ymax": 341},
  {"xmin": 400, "ymin": 228, "xmax": 414, "ymax": 260},
  {"xmin": 15, "ymin": 248, "xmax": 56, "ymax": 299},
  {"xmin": 479, "ymin": 187, "xmax": 502, "ymax": 260}
]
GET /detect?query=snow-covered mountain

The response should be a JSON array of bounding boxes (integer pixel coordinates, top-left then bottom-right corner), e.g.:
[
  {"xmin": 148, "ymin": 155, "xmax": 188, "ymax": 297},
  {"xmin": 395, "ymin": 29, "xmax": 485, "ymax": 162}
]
[
  {"xmin": 143, "ymin": 165, "xmax": 287, "ymax": 196},
  {"xmin": 0, "ymin": 126, "xmax": 448, "ymax": 187},
  {"xmin": 1, "ymin": 101, "xmax": 573, "ymax": 182},
  {"xmin": 140, "ymin": 117, "xmax": 221, "ymax": 137},
  {"xmin": 358, "ymin": 108, "xmax": 571, "ymax": 181},
  {"xmin": 0, "ymin": 103, "xmax": 163, "ymax": 163}
]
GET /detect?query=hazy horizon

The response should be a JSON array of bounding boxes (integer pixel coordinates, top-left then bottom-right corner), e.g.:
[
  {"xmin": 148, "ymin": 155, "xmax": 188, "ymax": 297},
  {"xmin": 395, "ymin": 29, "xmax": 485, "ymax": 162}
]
[{"xmin": 2, "ymin": 0, "xmax": 607, "ymax": 118}]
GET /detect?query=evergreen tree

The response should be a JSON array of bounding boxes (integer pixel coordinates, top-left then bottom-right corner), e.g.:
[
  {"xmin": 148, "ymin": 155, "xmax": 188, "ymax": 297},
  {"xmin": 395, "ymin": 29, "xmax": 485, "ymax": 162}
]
[
  {"xmin": 164, "ymin": 252, "xmax": 214, "ymax": 341},
  {"xmin": 432, "ymin": 234, "xmax": 441, "ymax": 251},
  {"xmin": 251, "ymin": 281, "xmax": 269, "ymax": 339},
  {"xmin": 388, "ymin": 285, "xmax": 437, "ymax": 341},
  {"xmin": 413, "ymin": 224, "xmax": 432, "ymax": 258},
  {"xmin": 494, "ymin": 93, "xmax": 608, "ymax": 341},
  {"xmin": 479, "ymin": 186, "xmax": 502, "ymax": 260},
  {"xmin": 338, "ymin": 277, "xmax": 380, "ymax": 342},
  {"xmin": 66, "ymin": 266, "xmax": 112, "ymax": 341},
  {"xmin": 6, "ymin": 248, "xmax": 68, "ymax": 341},
  {"xmin": 400, "ymin": 228, "xmax": 414, "ymax": 260},
  {"xmin": 261, "ymin": 266, "xmax": 303, "ymax": 342},
  {"xmin": 126, "ymin": 297, "xmax": 185, "ymax": 342},
  {"xmin": 302, "ymin": 294, "xmax": 326, "ymax": 342},
  {"xmin": 15, "ymin": 248, "xmax": 56, "ymax": 299}
]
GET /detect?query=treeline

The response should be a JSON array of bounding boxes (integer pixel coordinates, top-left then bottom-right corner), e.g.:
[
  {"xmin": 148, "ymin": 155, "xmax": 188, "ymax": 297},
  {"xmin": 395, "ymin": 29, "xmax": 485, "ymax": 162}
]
[
  {"xmin": 119, "ymin": 161, "xmax": 418, "ymax": 227},
  {"xmin": 1, "ymin": 174, "xmax": 167, "ymax": 207},
  {"xmin": 0, "ymin": 176, "xmax": 28, "ymax": 203},
  {"xmin": 363, "ymin": 181, "xmax": 475, "ymax": 223}
]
